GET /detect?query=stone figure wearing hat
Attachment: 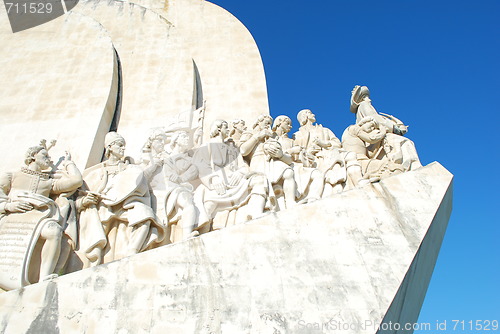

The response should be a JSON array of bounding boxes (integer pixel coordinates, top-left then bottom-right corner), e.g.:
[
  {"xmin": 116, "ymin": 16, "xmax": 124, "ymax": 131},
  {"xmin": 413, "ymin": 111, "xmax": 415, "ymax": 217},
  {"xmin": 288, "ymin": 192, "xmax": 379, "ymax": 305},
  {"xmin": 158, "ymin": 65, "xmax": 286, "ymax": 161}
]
[
  {"xmin": 350, "ymin": 85, "xmax": 422, "ymax": 171},
  {"xmin": 76, "ymin": 132, "xmax": 166, "ymax": 268}
]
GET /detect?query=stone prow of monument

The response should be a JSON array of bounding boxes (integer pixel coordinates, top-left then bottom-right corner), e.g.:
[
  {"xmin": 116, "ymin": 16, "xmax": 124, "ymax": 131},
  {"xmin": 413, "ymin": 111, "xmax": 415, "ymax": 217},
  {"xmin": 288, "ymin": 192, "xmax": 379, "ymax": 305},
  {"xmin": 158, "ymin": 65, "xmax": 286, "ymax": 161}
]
[
  {"xmin": 0, "ymin": 0, "xmax": 453, "ymax": 332},
  {"xmin": 0, "ymin": 162, "xmax": 453, "ymax": 333}
]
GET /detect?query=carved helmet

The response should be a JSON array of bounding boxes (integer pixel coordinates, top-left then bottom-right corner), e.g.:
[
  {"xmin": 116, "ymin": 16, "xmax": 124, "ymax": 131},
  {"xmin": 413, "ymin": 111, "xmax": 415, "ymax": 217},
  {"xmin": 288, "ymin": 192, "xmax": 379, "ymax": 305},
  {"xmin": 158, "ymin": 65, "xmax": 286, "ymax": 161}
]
[{"xmin": 350, "ymin": 85, "xmax": 370, "ymax": 114}]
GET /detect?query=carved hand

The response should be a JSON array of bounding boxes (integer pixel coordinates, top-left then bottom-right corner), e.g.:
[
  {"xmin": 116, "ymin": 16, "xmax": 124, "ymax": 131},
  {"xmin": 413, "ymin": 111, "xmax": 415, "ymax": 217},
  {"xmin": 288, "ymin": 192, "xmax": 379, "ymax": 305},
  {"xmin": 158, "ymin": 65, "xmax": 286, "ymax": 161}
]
[
  {"xmin": 64, "ymin": 151, "xmax": 72, "ymax": 161},
  {"xmin": 268, "ymin": 146, "xmax": 284, "ymax": 159},
  {"xmin": 288, "ymin": 145, "xmax": 302, "ymax": 155},
  {"xmin": 228, "ymin": 172, "xmax": 244, "ymax": 186},
  {"xmin": 313, "ymin": 137, "xmax": 330, "ymax": 148},
  {"xmin": 257, "ymin": 129, "xmax": 272, "ymax": 140},
  {"xmin": 169, "ymin": 174, "xmax": 182, "ymax": 184},
  {"xmin": 211, "ymin": 176, "xmax": 226, "ymax": 195},
  {"xmin": 82, "ymin": 193, "xmax": 100, "ymax": 208},
  {"xmin": 6, "ymin": 201, "xmax": 34, "ymax": 213}
]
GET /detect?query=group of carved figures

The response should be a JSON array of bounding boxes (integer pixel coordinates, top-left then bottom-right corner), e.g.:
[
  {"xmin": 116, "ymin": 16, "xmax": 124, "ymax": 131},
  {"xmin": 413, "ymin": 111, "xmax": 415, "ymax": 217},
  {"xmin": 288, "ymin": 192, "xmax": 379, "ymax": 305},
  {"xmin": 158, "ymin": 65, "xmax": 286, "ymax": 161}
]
[{"xmin": 0, "ymin": 86, "xmax": 421, "ymax": 290}]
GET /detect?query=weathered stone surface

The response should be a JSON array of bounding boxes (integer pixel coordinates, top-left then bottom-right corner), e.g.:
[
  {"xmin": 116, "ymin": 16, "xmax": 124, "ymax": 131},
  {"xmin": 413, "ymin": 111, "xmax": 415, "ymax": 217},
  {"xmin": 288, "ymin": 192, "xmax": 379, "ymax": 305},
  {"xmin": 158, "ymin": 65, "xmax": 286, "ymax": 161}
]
[
  {"xmin": 73, "ymin": 0, "xmax": 195, "ymax": 158},
  {"xmin": 0, "ymin": 162, "xmax": 453, "ymax": 333},
  {"xmin": 0, "ymin": 10, "xmax": 118, "ymax": 171},
  {"xmin": 130, "ymin": 0, "xmax": 270, "ymax": 143},
  {"xmin": 0, "ymin": 0, "xmax": 269, "ymax": 168}
]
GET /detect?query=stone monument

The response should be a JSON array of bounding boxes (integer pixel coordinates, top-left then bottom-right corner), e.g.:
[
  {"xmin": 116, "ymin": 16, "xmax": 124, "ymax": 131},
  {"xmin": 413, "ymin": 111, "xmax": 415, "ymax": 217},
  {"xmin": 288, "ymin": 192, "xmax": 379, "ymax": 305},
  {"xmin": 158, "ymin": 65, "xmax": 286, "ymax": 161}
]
[{"xmin": 0, "ymin": 1, "xmax": 452, "ymax": 333}]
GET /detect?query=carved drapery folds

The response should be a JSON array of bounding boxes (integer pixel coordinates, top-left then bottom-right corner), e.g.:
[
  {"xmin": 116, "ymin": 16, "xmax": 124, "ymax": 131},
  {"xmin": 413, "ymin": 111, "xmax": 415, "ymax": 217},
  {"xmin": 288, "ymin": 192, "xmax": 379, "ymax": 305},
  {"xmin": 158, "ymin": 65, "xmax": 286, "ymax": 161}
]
[{"xmin": 0, "ymin": 86, "xmax": 422, "ymax": 290}]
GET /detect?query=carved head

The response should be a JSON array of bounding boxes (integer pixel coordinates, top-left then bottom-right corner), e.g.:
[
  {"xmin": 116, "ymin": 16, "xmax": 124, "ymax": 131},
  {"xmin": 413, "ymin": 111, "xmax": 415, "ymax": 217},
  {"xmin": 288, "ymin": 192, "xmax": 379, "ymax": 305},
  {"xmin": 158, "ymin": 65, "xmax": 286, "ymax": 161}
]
[
  {"xmin": 171, "ymin": 131, "xmax": 190, "ymax": 150},
  {"xmin": 24, "ymin": 145, "xmax": 51, "ymax": 169},
  {"xmin": 210, "ymin": 120, "xmax": 229, "ymax": 139},
  {"xmin": 252, "ymin": 115, "xmax": 273, "ymax": 130},
  {"xmin": 229, "ymin": 119, "xmax": 246, "ymax": 137},
  {"xmin": 104, "ymin": 132, "xmax": 126, "ymax": 159},
  {"xmin": 272, "ymin": 115, "xmax": 292, "ymax": 134},
  {"xmin": 358, "ymin": 116, "xmax": 378, "ymax": 133},
  {"xmin": 145, "ymin": 129, "xmax": 168, "ymax": 154},
  {"xmin": 297, "ymin": 109, "xmax": 315, "ymax": 126}
]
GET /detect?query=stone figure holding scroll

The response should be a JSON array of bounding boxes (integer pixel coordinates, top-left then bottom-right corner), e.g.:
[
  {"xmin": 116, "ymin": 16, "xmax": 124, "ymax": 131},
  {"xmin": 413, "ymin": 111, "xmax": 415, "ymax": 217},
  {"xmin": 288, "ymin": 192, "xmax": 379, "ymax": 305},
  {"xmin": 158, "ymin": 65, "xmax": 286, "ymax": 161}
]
[
  {"xmin": 0, "ymin": 144, "xmax": 83, "ymax": 290},
  {"xmin": 350, "ymin": 85, "xmax": 422, "ymax": 171},
  {"xmin": 77, "ymin": 132, "xmax": 166, "ymax": 267},
  {"xmin": 193, "ymin": 120, "xmax": 270, "ymax": 226}
]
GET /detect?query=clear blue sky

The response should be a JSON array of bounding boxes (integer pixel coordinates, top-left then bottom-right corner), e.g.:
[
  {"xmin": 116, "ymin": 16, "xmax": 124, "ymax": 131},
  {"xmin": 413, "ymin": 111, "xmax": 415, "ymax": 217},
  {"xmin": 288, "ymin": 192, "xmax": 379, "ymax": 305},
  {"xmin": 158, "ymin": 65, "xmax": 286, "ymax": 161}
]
[{"xmin": 210, "ymin": 0, "xmax": 500, "ymax": 329}]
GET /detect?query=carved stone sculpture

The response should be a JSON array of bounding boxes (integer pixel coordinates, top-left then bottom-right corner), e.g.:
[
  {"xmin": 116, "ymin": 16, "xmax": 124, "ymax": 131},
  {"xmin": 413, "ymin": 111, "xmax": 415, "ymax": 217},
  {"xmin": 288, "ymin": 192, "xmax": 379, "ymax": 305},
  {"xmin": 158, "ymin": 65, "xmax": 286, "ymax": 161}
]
[
  {"xmin": 76, "ymin": 132, "xmax": 166, "ymax": 268},
  {"xmin": 0, "ymin": 144, "xmax": 82, "ymax": 290},
  {"xmin": 350, "ymin": 85, "xmax": 422, "ymax": 171},
  {"xmin": 272, "ymin": 115, "xmax": 325, "ymax": 202},
  {"xmin": 162, "ymin": 131, "xmax": 200, "ymax": 241},
  {"xmin": 342, "ymin": 116, "xmax": 405, "ymax": 180},
  {"xmin": 193, "ymin": 120, "xmax": 271, "ymax": 227},
  {"xmin": 240, "ymin": 115, "xmax": 297, "ymax": 209},
  {"xmin": 139, "ymin": 128, "xmax": 202, "ymax": 242},
  {"xmin": 293, "ymin": 109, "xmax": 364, "ymax": 195},
  {"xmin": 228, "ymin": 119, "xmax": 249, "ymax": 148}
]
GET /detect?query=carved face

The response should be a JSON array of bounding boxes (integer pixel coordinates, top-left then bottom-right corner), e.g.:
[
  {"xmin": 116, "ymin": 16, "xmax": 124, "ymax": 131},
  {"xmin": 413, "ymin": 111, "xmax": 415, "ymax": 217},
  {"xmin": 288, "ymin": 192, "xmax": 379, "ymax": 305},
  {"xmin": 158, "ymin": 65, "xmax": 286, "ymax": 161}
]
[
  {"xmin": 109, "ymin": 139, "xmax": 126, "ymax": 159},
  {"xmin": 220, "ymin": 121, "xmax": 229, "ymax": 139},
  {"xmin": 151, "ymin": 138, "xmax": 165, "ymax": 153},
  {"xmin": 175, "ymin": 131, "xmax": 190, "ymax": 149},
  {"xmin": 361, "ymin": 121, "xmax": 377, "ymax": 133},
  {"xmin": 234, "ymin": 120, "xmax": 246, "ymax": 132},
  {"xmin": 34, "ymin": 149, "xmax": 52, "ymax": 170},
  {"xmin": 307, "ymin": 110, "xmax": 316, "ymax": 123},
  {"xmin": 281, "ymin": 118, "xmax": 292, "ymax": 134},
  {"xmin": 259, "ymin": 117, "xmax": 272, "ymax": 130}
]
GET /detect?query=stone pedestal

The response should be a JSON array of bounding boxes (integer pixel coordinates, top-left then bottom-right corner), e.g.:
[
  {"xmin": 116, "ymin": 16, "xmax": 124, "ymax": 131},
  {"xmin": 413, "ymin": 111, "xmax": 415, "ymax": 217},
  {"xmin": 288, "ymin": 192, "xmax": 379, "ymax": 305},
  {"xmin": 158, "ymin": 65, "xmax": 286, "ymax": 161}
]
[{"xmin": 0, "ymin": 162, "xmax": 453, "ymax": 334}]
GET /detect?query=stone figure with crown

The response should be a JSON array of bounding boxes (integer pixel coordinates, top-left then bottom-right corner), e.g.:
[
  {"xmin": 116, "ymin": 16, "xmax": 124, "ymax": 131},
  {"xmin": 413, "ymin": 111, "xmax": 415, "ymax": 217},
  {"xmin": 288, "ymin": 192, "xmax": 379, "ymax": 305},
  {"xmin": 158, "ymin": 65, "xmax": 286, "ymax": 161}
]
[{"xmin": 0, "ymin": 141, "xmax": 83, "ymax": 290}]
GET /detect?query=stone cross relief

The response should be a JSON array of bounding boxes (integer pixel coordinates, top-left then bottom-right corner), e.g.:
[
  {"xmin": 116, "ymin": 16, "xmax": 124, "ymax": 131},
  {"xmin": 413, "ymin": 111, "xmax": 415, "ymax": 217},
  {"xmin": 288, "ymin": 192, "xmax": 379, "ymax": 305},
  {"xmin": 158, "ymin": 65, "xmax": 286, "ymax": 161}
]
[{"xmin": 0, "ymin": 86, "xmax": 422, "ymax": 291}]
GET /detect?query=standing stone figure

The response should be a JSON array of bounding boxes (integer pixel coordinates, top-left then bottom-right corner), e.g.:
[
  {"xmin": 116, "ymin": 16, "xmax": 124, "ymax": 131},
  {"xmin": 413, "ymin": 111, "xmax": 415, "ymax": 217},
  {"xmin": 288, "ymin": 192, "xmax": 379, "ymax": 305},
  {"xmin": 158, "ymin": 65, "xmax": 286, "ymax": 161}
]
[
  {"xmin": 350, "ymin": 85, "xmax": 422, "ymax": 171},
  {"xmin": 140, "ymin": 129, "xmax": 200, "ymax": 242},
  {"xmin": 293, "ymin": 109, "xmax": 364, "ymax": 195},
  {"xmin": 77, "ymin": 132, "xmax": 166, "ymax": 267},
  {"xmin": 193, "ymin": 120, "xmax": 270, "ymax": 226},
  {"xmin": 240, "ymin": 115, "xmax": 297, "ymax": 209},
  {"xmin": 160, "ymin": 131, "xmax": 200, "ymax": 242},
  {"xmin": 0, "ymin": 144, "xmax": 83, "ymax": 290},
  {"xmin": 272, "ymin": 115, "xmax": 325, "ymax": 202}
]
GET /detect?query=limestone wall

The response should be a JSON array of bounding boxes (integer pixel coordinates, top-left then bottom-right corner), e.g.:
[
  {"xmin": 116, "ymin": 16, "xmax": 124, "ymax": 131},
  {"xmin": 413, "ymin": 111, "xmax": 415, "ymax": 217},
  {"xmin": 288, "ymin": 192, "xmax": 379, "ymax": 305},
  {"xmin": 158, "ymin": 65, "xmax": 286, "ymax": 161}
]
[
  {"xmin": 0, "ymin": 0, "xmax": 268, "ymax": 169},
  {"xmin": 0, "ymin": 163, "xmax": 453, "ymax": 333},
  {"xmin": 0, "ymin": 10, "xmax": 118, "ymax": 171}
]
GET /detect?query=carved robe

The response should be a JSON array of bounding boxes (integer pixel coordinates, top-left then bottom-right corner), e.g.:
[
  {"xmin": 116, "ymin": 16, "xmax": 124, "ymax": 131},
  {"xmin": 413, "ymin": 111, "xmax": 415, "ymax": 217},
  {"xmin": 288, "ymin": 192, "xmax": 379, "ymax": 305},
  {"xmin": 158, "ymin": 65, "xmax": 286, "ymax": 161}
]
[
  {"xmin": 240, "ymin": 132, "xmax": 291, "ymax": 184},
  {"xmin": 293, "ymin": 124, "xmax": 347, "ymax": 186},
  {"xmin": 0, "ymin": 167, "xmax": 80, "ymax": 289},
  {"xmin": 193, "ymin": 140, "xmax": 267, "ymax": 226},
  {"xmin": 78, "ymin": 161, "xmax": 165, "ymax": 266}
]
